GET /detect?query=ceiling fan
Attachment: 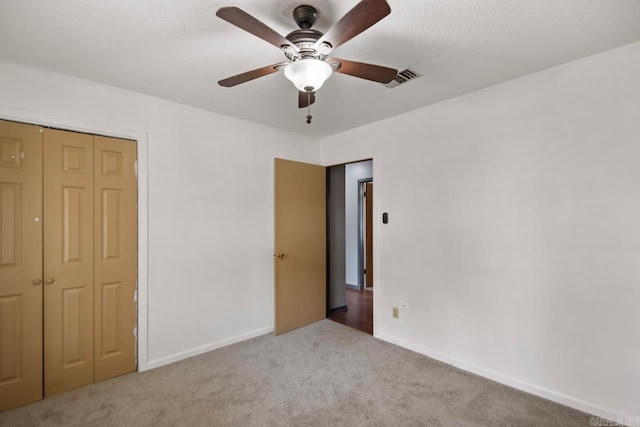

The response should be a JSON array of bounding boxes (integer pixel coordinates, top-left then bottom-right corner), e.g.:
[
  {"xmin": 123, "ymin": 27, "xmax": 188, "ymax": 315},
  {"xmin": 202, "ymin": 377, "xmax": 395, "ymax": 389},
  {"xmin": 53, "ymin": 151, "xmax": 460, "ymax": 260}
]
[{"xmin": 216, "ymin": 0, "xmax": 398, "ymax": 123}]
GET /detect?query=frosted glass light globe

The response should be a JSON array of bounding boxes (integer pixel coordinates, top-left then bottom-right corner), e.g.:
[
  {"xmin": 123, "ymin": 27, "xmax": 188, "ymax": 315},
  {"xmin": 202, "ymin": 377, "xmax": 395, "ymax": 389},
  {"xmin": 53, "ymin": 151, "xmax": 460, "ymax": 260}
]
[{"xmin": 284, "ymin": 59, "xmax": 333, "ymax": 92}]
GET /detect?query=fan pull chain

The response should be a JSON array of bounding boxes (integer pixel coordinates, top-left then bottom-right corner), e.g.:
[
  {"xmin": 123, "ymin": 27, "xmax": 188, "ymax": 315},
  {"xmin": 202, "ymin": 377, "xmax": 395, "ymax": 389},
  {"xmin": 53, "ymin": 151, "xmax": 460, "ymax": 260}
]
[{"xmin": 306, "ymin": 92, "xmax": 312, "ymax": 124}]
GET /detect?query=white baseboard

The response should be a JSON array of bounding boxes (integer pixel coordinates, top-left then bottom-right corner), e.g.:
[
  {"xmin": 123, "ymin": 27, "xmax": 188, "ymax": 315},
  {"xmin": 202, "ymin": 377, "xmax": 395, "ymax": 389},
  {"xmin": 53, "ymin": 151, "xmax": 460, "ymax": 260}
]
[
  {"xmin": 375, "ymin": 332, "xmax": 633, "ymax": 421},
  {"xmin": 145, "ymin": 325, "xmax": 274, "ymax": 370}
]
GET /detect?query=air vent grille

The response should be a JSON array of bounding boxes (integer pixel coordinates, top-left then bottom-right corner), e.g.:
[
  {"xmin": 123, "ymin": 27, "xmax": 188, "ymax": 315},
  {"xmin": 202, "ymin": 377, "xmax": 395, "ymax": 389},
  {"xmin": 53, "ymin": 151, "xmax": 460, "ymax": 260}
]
[{"xmin": 384, "ymin": 69, "xmax": 420, "ymax": 88}]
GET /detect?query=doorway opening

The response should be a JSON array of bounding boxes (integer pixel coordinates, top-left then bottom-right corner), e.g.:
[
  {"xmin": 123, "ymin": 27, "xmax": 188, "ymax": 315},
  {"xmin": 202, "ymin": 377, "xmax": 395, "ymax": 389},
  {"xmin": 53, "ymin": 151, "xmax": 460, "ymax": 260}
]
[{"xmin": 326, "ymin": 159, "xmax": 374, "ymax": 335}]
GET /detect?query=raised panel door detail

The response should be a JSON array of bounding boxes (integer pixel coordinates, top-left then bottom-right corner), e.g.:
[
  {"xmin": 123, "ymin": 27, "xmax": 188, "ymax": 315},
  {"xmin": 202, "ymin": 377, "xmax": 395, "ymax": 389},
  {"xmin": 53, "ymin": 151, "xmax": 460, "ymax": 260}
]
[
  {"xmin": 43, "ymin": 128, "xmax": 93, "ymax": 397},
  {"xmin": 94, "ymin": 136, "xmax": 137, "ymax": 382},
  {"xmin": 62, "ymin": 287, "xmax": 87, "ymax": 367},
  {"xmin": 62, "ymin": 146, "xmax": 86, "ymax": 175},
  {"xmin": 101, "ymin": 151, "xmax": 122, "ymax": 177},
  {"xmin": 0, "ymin": 295, "xmax": 22, "ymax": 385},
  {"xmin": 101, "ymin": 189, "xmax": 121, "ymax": 261},
  {"xmin": 0, "ymin": 138, "xmax": 22, "ymax": 168},
  {"xmin": 0, "ymin": 120, "xmax": 43, "ymax": 411},
  {"xmin": 100, "ymin": 282, "xmax": 121, "ymax": 357},
  {"xmin": 62, "ymin": 186, "xmax": 86, "ymax": 264},
  {"xmin": 0, "ymin": 183, "xmax": 22, "ymax": 268}
]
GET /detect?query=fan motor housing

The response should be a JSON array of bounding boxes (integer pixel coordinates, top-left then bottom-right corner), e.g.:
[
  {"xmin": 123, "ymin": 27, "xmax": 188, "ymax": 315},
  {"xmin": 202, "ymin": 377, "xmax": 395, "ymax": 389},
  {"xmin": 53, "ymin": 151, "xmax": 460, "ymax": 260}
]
[
  {"xmin": 287, "ymin": 5, "xmax": 323, "ymax": 51},
  {"xmin": 283, "ymin": 5, "xmax": 333, "ymax": 60},
  {"xmin": 285, "ymin": 29, "xmax": 324, "ymax": 59},
  {"xmin": 286, "ymin": 29, "xmax": 323, "ymax": 45}
]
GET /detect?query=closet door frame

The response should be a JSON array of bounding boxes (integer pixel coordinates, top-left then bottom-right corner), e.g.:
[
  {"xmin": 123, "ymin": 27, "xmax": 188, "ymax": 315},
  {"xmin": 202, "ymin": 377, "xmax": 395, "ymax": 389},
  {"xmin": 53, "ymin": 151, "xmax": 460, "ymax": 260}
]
[{"xmin": 0, "ymin": 109, "xmax": 150, "ymax": 372}]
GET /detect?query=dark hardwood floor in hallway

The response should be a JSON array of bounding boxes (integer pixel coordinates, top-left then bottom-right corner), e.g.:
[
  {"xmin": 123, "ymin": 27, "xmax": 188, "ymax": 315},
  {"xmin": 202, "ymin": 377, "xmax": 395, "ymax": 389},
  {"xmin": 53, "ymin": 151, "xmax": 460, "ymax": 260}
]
[{"xmin": 328, "ymin": 288, "xmax": 373, "ymax": 335}]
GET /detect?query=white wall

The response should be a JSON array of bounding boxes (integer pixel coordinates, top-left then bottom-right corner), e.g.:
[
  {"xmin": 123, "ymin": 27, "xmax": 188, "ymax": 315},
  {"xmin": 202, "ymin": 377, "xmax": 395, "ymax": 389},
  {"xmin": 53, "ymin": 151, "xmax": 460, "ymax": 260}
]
[
  {"xmin": 320, "ymin": 41, "xmax": 640, "ymax": 419},
  {"xmin": 4, "ymin": 38, "xmax": 640, "ymax": 420},
  {"xmin": 0, "ymin": 60, "xmax": 318, "ymax": 369},
  {"xmin": 344, "ymin": 160, "xmax": 373, "ymax": 286}
]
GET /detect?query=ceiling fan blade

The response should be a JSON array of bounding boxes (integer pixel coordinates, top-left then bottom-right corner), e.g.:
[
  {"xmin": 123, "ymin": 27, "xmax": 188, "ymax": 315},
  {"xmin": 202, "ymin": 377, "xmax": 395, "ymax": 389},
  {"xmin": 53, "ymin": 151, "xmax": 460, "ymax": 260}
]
[
  {"xmin": 328, "ymin": 58, "xmax": 397, "ymax": 83},
  {"xmin": 218, "ymin": 63, "xmax": 288, "ymax": 87},
  {"xmin": 217, "ymin": 7, "xmax": 297, "ymax": 52},
  {"xmin": 314, "ymin": 0, "xmax": 391, "ymax": 53},
  {"xmin": 298, "ymin": 91, "xmax": 316, "ymax": 108}
]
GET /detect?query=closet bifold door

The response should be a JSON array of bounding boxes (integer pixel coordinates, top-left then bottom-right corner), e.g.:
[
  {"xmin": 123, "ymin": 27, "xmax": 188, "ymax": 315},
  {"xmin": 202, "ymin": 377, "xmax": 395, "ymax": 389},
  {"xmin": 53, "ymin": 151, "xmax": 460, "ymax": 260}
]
[
  {"xmin": 0, "ymin": 120, "xmax": 43, "ymax": 411},
  {"xmin": 93, "ymin": 136, "xmax": 137, "ymax": 381},
  {"xmin": 43, "ymin": 129, "xmax": 95, "ymax": 397}
]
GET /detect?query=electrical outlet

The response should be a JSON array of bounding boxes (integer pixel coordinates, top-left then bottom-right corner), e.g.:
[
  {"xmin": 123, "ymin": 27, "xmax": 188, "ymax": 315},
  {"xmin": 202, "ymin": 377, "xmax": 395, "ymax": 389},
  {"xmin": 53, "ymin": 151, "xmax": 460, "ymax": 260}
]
[
  {"xmin": 401, "ymin": 302, "xmax": 410, "ymax": 310},
  {"xmin": 392, "ymin": 307, "xmax": 399, "ymax": 319}
]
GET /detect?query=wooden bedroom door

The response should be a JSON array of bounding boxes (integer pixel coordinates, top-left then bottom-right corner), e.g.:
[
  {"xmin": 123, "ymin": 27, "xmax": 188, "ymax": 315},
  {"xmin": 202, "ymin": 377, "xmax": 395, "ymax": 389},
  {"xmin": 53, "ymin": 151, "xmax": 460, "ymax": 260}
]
[
  {"xmin": 0, "ymin": 120, "xmax": 43, "ymax": 411},
  {"xmin": 274, "ymin": 158, "xmax": 326, "ymax": 335}
]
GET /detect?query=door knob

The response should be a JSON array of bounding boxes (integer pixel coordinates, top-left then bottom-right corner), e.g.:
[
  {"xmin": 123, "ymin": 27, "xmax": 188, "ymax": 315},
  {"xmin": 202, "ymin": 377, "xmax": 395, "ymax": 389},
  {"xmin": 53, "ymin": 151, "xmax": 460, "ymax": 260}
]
[
  {"xmin": 45, "ymin": 278, "xmax": 55, "ymax": 284},
  {"xmin": 275, "ymin": 253, "xmax": 286, "ymax": 259},
  {"xmin": 33, "ymin": 279, "xmax": 42, "ymax": 285}
]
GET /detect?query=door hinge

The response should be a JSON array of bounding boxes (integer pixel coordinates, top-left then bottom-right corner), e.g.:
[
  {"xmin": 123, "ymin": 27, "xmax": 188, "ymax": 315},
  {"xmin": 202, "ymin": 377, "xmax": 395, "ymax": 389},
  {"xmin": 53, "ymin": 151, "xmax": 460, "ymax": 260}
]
[{"xmin": 134, "ymin": 160, "xmax": 138, "ymax": 178}]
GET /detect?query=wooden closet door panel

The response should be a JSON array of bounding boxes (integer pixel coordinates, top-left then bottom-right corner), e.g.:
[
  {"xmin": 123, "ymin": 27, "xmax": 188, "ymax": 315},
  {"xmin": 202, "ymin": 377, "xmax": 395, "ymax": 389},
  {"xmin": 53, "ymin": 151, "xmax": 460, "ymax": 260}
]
[
  {"xmin": 43, "ymin": 129, "xmax": 94, "ymax": 397},
  {"xmin": 274, "ymin": 158, "xmax": 326, "ymax": 335},
  {"xmin": 0, "ymin": 120, "xmax": 43, "ymax": 411},
  {"xmin": 93, "ymin": 136, "xmax": 137, "ymax": 381}
]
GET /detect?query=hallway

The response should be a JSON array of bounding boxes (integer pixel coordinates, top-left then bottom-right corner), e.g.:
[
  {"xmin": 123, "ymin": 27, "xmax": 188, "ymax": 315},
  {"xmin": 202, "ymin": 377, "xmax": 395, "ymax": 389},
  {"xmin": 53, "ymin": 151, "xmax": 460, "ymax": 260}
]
[{"xmin": 328, "ymin": 288, "xmax": 373, "ymax": 335}]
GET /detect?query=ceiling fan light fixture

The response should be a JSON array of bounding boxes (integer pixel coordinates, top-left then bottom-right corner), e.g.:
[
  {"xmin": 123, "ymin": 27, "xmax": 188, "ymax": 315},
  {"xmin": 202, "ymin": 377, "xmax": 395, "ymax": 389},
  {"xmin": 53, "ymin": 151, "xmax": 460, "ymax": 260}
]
[{"xmin": 284, "ymin": 58, "xmax": 332, "ymax": 92}]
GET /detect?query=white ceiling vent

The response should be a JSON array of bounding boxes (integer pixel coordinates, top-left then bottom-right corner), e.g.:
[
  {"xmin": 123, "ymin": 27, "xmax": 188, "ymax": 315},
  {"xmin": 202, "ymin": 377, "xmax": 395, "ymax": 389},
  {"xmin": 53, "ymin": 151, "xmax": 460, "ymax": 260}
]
[{"xmin": 384, "ymin": 69, "xmax": 420, "ymax": 88}]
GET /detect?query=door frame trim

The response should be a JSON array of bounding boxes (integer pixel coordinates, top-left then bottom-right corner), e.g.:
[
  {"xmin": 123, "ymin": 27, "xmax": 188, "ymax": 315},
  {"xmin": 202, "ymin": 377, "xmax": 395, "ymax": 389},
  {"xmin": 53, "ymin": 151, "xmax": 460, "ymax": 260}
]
[
  {"xmin": 0, "ymin": 106, "xmax": 151, "ymax": 371},
  {"xmin": 357, "ymin": 177, "xmax": 373, "ymax": 289},
  {"xmin": 323, "ymin": 155, "xmax": 378, "ymax": 336},
  {"xmin": 325, "ymin": 157, "xmax": 376, "ymax": 336}
]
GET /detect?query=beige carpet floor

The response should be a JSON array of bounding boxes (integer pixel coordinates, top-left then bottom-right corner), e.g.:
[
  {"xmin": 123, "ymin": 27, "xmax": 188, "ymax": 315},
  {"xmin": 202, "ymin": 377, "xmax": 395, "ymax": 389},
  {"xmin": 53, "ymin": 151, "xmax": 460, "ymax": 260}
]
[{"xmin": 1, "ymin": 320, "xmax": 591, "ymax": 426}]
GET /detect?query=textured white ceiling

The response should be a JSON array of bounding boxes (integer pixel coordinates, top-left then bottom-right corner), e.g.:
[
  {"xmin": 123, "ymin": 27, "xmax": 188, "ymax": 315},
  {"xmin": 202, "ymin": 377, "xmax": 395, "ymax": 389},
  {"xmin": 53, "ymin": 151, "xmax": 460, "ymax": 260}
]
[{"xmin": 1, "ymin": 0, "xmax": 640, "ymax": 137}]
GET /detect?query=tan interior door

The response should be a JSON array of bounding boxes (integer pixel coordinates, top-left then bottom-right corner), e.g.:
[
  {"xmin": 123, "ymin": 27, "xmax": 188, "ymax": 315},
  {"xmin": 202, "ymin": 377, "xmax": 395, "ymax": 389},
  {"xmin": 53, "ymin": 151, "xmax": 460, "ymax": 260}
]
[
  {"xmin": 365, "ymin": 182, "xmax": 373, "ymax": 288},
  {"xmin": 93, "ymin": 135, "xmax": 137, "ymax": 381},
  {"xmin": 274, "ymin": 158, "xmax": 326, "ymax": 335},
  {"xmin": 0, "ymin": 120, "xmax": 43, "ymax": 411},
  {"xmin": 43, "ymin": 128, "xmax": 95, "ymax": 396}
]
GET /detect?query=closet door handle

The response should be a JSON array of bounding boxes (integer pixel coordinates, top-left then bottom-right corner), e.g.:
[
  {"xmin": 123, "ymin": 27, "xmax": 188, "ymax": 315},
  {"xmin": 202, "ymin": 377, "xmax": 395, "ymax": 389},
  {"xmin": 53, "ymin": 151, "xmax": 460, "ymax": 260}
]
[
  {"xmin": 33, "ymin": 279, "xmax": 42, "ymax": 285},
  {"xmin": 45, "ymin": 278, "xmax": 55, "ymax": 285}
]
